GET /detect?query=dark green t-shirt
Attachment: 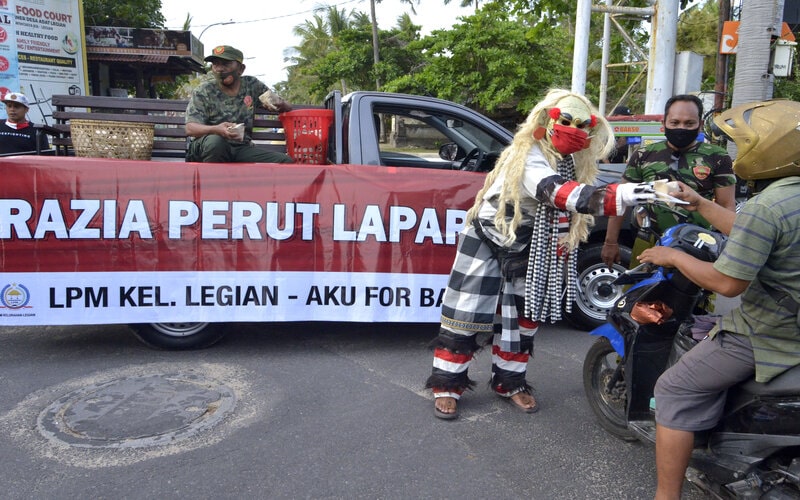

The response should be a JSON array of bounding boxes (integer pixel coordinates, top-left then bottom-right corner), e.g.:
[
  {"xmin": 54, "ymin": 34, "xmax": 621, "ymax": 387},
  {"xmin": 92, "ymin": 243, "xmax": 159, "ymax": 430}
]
[
  {"xmin": 185, "ymin": 75, "xmax": 269, "ymax": 144},
  {"xmin": 623, "ymin": 140, "xmax": 736, "ymax": 231}
]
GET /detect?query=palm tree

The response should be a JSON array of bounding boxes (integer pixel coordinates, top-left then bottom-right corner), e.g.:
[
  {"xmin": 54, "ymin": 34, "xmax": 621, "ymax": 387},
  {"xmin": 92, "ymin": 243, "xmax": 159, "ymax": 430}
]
[
  {"xmin": 728, "ymin": 0, "xmax": 779, "ymax": 158},
  {"xmin": 289, "ymin": 6, "xmax": 357, "ymax": 98},
  {"xmin": 369, "ymin": 0, "xmax": 420, "ymax": 90},
  {"xmin": 443, "ymin": 0, "xmax": 479, "ymax": 9},
  {"xmin": 730, "ymin": 0, "xmax": 778, "ymax": 106}
]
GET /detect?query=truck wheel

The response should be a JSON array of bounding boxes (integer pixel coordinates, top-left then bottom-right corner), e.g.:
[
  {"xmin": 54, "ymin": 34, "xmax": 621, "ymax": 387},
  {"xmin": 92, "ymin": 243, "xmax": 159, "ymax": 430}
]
[
  {"xmin": 131, "ymin": 322, "xmax": 226, "ymax": 350},
  {"xmin": 565, "ymin": 243, "xmax": 631, "ymax": 331}
]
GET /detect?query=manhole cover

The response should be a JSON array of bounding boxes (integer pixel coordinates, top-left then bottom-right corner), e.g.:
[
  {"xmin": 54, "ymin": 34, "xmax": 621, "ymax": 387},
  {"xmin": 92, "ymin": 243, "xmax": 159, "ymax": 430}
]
[{"xmin": 37, "ymin": 373, "xmax": 236, "ymax": 448}]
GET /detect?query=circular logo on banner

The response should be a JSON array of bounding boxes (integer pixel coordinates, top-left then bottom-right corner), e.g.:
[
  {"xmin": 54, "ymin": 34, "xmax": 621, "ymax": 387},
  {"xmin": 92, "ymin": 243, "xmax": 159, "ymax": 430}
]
[
  {"xmin": 1, "ymin": 283, "xmax": 31, "ymax": 309},
  {"xmin": 0, "ymin": 56, "xmax": 9, "ymax": 73},
  {"xmin": 0, "ymin": 27, "xmax": 7, "ymax": 44}
]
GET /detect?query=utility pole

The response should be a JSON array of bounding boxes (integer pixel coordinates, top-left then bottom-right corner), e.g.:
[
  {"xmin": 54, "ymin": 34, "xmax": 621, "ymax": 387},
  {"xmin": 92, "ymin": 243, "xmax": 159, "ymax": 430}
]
[
  {"xmin": 714, "ymin": 0, "xmax": 732, "ymax": 113},
  {"xmin": 572, "ymin": 0, "xmax": 592, "ymax": 95},
  {"xmin": 645, "ymin": 0, "xmax": 678, "ymax": 114},
  {"xmin": 575, "ymin": 0, "xmax": 677, "ymax": 114},
  {"xmin": 728, "ymin": 0, "xmax": 785, "ymax": 158},
  {"xmin": 730, "ymin": 0, "xmax": 785, "ymax": 107}
]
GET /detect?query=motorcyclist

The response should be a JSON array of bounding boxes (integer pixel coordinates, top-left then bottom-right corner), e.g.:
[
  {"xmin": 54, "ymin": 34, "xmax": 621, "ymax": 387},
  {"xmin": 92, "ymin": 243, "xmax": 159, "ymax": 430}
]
[{"xmin": 637, "ymin": 99, "xmax": 800, "ymax": 499}]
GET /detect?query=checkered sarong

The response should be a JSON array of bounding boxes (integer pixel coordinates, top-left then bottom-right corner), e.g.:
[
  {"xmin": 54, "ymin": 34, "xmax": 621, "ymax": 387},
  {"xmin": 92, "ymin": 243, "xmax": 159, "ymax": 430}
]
[{"xmin": 440, "ymin": 221, "xmax": 532, "ymax": 352}]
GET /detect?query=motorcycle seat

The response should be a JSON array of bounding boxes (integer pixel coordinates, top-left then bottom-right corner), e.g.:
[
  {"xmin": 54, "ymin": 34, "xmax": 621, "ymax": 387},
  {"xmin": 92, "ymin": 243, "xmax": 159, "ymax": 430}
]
[{"xmin": 738, "ymin": 363, "xmax": 800, "ymax": 397}]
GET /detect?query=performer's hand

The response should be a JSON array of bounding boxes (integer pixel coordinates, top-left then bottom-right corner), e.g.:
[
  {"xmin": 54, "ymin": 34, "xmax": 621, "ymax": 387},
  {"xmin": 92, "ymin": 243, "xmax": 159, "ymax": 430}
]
[{"xmin": 617, "ymin": 182, "xmax": 657, "ymax": 207}]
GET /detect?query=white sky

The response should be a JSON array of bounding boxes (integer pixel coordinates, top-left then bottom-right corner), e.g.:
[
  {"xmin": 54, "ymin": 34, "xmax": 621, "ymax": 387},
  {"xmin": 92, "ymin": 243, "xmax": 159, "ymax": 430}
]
[{"xmin": 160, "ymin": 0, "xmax": 470, "ymax": 88}]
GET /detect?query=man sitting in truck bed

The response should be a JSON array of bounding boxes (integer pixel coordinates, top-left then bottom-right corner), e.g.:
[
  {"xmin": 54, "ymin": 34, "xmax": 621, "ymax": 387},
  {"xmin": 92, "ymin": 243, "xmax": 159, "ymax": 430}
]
[{"xmin": 185, "ymin": 44, "xmax": 293, "ymax": 164}]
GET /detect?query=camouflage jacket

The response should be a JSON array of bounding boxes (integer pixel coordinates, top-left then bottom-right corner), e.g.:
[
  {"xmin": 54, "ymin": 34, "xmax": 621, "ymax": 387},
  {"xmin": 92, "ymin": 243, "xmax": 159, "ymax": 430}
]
[
  {"xmin": 185, "ymin": 76, "xmax": 269, "ymax": 144},
  {"xmin": 623, "ymin": 140, "xmax": 736, "ymax": 231}
]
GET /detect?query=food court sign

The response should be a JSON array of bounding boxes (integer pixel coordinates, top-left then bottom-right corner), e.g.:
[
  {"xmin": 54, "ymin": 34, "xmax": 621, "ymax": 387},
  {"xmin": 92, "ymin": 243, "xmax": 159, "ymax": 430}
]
[{"xmin": 0, "ymin": 0, "xmax": 87, "ymax": 122}]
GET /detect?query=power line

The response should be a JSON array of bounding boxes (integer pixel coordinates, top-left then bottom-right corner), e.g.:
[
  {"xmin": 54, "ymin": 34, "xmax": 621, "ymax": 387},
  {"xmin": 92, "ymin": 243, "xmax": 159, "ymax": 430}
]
[{"xmin": 167, "ymin": 0, "xmax": 364, "ymax": 31}]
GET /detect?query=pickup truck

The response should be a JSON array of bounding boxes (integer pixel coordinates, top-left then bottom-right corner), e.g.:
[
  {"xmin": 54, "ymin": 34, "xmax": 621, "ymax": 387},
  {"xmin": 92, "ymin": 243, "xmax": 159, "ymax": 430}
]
[{"xmin": 0, "ymin": 90, "xmax": 632, "ymax": 349}]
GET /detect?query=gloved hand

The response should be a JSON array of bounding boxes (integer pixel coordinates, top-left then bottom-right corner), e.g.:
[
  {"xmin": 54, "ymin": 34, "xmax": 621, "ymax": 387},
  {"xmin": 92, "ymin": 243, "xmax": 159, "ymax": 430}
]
[{"xmin": 616, "ymin": 182, "xmax": 657, "ymax": 207}]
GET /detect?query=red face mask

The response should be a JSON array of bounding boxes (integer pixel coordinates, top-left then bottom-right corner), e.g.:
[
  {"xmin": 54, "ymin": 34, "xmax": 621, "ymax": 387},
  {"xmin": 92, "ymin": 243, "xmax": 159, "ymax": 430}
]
[{"xmin": 550, "ymin": 123, "xmax": 589, "ymax": 155}]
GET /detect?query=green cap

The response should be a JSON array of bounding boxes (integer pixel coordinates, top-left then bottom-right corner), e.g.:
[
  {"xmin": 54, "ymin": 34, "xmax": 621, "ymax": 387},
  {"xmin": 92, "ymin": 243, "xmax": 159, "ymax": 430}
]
[{"xmin": 204, "ymin": 45, "xmax": 243, "ymax": 63}]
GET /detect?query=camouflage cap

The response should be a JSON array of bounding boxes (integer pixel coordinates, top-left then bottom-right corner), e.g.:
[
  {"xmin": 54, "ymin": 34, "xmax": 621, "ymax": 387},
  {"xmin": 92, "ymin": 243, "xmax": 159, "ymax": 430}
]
[{"xmin": 204, "ymin": 45, "xmax": 244, "ymax": 63}]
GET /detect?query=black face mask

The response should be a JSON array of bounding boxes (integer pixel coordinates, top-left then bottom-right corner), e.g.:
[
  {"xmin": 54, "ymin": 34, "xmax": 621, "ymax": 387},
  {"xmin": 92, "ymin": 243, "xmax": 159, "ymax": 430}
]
[{"xmin": 664, "ymin": 127, "xmax": 700, "ymax": 150}]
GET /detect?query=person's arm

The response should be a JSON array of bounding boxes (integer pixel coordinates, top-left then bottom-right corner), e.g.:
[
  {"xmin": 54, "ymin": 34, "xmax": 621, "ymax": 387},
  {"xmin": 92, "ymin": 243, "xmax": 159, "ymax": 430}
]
[
  {"xmin": 637, "ymin": 246, "xmax": 750, "ymax": 297},
  {"xmin": 601, "ymin": 212, "xmax": 626, "ymax": 268},
  {"xmin": 185, "ymin": 121, "xmax": 240, "ymax": 140},
  {"xmin": 184, "ymin": 87, "xmax": 240, "ymax": 140},
  {"xmin": 713, "ymin": 184, "xmax": 736, "ymax": 212},
  {"xmin": 670, "ymin": 182, "xmax": 736, "ymax": 235}
]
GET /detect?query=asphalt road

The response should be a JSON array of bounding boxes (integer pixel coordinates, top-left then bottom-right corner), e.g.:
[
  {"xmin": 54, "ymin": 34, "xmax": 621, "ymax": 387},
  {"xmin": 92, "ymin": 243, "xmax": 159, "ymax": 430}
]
[{"xmin": 0, "ymin": 321, "xmax": 704, "ymax": 499}]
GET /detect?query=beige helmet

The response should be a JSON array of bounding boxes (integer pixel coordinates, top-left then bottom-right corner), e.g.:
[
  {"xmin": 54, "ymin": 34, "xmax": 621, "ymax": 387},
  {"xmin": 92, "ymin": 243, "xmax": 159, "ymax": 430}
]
[{"xmin": 712, "ymin": 99, "xmax": 800, "ymax": 180}]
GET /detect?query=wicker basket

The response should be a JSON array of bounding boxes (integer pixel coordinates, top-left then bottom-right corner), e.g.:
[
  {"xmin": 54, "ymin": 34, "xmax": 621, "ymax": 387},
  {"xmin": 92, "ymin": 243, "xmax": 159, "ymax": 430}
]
[{"xmin": 70, "ymin": 119, "xmax": 155, "ymax": 160}]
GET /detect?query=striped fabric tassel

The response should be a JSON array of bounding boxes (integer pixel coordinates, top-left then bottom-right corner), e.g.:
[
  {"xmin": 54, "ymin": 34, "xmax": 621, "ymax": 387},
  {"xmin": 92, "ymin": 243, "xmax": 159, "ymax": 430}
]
[{"xmin": 524, "ymin": 156, "xmax": 579, "ymax": 321}]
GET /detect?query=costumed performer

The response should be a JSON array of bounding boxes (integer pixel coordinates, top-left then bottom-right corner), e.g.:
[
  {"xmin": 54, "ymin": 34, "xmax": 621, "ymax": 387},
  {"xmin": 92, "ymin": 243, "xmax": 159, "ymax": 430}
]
[{"xmin": 425, "ymin": 88, "xmax": 662, "ymax": 420}]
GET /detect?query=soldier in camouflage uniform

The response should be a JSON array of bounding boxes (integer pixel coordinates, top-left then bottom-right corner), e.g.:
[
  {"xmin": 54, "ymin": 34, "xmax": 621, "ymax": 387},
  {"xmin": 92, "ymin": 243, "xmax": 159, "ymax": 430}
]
[
  {"xmin": 185, "ymin": 45, "xmax": 293, "ymax": 163},
  {"xmin": 602, "ymin": 94, "xmax": 737, "ymax": 268}
]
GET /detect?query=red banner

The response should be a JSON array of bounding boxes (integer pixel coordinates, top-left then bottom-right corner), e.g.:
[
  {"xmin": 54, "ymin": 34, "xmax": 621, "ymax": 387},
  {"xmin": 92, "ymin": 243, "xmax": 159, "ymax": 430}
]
[{"xmin": 0, "ymin": 156, "xmax": 485, "ymax": 325}]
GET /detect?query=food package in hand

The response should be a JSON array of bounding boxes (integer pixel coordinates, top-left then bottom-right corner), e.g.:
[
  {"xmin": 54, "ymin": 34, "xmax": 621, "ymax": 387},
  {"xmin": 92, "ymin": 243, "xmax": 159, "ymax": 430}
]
[
  {"xmin": 653, "ymin": 179, "xmax": 681, "ymax": 207},
  {"xmin": 258, "ymin": 90, "xmax": 288, "ymax": 112},
  {"xmin": 227, "ymin": 123, "xmax": 245, "ymax": 141}
]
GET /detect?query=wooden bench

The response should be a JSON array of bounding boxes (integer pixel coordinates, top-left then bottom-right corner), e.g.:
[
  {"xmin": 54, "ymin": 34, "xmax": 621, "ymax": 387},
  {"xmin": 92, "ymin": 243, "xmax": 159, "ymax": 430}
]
[{"xmin": 49, "ymin": 94, "xmax": 322, "ymax": 160}]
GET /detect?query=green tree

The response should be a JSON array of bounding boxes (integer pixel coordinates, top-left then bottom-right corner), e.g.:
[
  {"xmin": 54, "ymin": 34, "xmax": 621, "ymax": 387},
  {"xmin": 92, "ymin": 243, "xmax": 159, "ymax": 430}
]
[
  {"xmin": 84, "ymin": 0, "xmax": 165, "ymax": 28},
  {"xmin": 676, "ymin": 0, "xmax": 720, "ymax": 90},
  {"xmin": 368, "ymin": 0, "xmax": 420, "ymax": 89},
  {"xmin": 282, "ymin": 7, "xmax": 367, "ymax": 104},
  {"xmin": 443, "ymin": 0, "xmax": 480, "ymax": 9},
  {"xmin": 287, "ymin": 12, "xmax": 423, "ymax": 103},
  {"xmin": 384, "ymin": 4, "xmax": 573, "ymax": 125}
]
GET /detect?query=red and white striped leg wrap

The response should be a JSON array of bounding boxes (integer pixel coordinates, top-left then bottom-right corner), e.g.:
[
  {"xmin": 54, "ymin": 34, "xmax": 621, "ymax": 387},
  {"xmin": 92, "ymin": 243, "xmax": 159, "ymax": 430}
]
[{"xmin": 430, "ymin": 347, "xmax": 472, "ymax": 399}]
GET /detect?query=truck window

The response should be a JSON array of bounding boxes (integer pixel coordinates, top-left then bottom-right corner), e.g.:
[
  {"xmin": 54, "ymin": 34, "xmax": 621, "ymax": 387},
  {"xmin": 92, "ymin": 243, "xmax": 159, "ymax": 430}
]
[
  {"xmin": 373, "ymin": 112, "xmax": 452, "ymax": 169},
  {"xmin": 372, "ymin": 107, "xmax": 506, "ymax": 171}
]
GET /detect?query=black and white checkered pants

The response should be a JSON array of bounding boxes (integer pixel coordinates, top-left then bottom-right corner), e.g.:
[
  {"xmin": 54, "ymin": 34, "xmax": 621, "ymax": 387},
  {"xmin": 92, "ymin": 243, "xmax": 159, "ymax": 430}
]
[{"xmin": 426, "ymin": 224, "xmax": 538, "ymax": 398}]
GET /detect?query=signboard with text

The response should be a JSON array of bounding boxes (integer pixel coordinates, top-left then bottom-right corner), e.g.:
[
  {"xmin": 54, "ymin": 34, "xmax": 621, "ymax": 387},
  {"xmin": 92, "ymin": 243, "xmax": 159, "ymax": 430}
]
[
  {"xmin": 0, "ymin": 157, "xmax": 484, "ymax": 326},
  {"xmin": 0, "ymin": 0, "xmax": 87, "ymax": 123}
]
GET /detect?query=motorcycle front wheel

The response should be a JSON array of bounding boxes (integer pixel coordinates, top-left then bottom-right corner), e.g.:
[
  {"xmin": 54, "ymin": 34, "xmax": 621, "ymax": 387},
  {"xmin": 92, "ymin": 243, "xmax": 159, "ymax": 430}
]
[{"xmin": 583, "ymin": 337, "xmax": 636, "ymax": 441}]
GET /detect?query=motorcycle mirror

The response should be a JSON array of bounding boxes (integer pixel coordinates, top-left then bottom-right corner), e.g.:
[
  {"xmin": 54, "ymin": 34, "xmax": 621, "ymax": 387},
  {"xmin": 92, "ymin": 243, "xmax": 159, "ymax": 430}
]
[
  {"xmin": 632, "ymin": 205, "xmax": 651, "ymax": 230},
  {"xmin": 613, "ymin": 262, "xmax": 657, "ymax": 285}
]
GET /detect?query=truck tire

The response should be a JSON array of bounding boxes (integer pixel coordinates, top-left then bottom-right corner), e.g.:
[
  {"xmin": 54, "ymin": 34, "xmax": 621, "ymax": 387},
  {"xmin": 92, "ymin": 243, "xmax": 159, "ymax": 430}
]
[
  {"xmin": 131, "ymin": 322, "xmax": 226, "ymax": 350},
  {"xmin": 565, "ymin": 243, "xmax": 632, "ymax": 331}
]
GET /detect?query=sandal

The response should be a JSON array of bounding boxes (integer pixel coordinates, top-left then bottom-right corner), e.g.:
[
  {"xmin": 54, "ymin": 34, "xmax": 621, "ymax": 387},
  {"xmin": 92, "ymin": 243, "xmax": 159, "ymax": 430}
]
[
  {"xmin": 434, "ymin": 396, "xmax": 459, "ymax": 420},
  {"xmin": 506, "ymin": 391, "xmax": 539, "ymax": 414}
]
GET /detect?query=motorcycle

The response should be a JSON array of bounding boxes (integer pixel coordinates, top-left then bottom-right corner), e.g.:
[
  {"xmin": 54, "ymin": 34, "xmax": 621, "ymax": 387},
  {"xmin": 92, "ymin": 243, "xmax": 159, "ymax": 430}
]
[{"xmin": 583, "ymin": 207, "xmax": 800, "ymax": 498}]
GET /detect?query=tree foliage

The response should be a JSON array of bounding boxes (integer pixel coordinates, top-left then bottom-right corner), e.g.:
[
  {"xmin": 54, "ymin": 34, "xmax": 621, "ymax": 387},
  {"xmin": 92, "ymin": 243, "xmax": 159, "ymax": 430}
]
[
  {"xmin": 676, "ymin": 0, "xmax": 720, "ymax": 90},
  {"xmin": 384, "ymin": 4, "xmax": 572, "ymax": 124},
  {"xmin": 83, "ymin": 0, "xmax": 165, "ymax": 28},
  {"xmin": 279, "ymin": 0, "xmax": 778, "ymax": 125},
  {"xmin": 283, "ymin": 7, "xmax": 423, "ymax": 104}
]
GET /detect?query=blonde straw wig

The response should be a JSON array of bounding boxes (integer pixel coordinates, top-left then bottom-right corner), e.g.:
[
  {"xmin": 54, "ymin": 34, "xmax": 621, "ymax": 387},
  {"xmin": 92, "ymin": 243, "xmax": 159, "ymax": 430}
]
[{"xmin": 466, "ymin": 89, "xmax": 615, "ymax": 249}]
